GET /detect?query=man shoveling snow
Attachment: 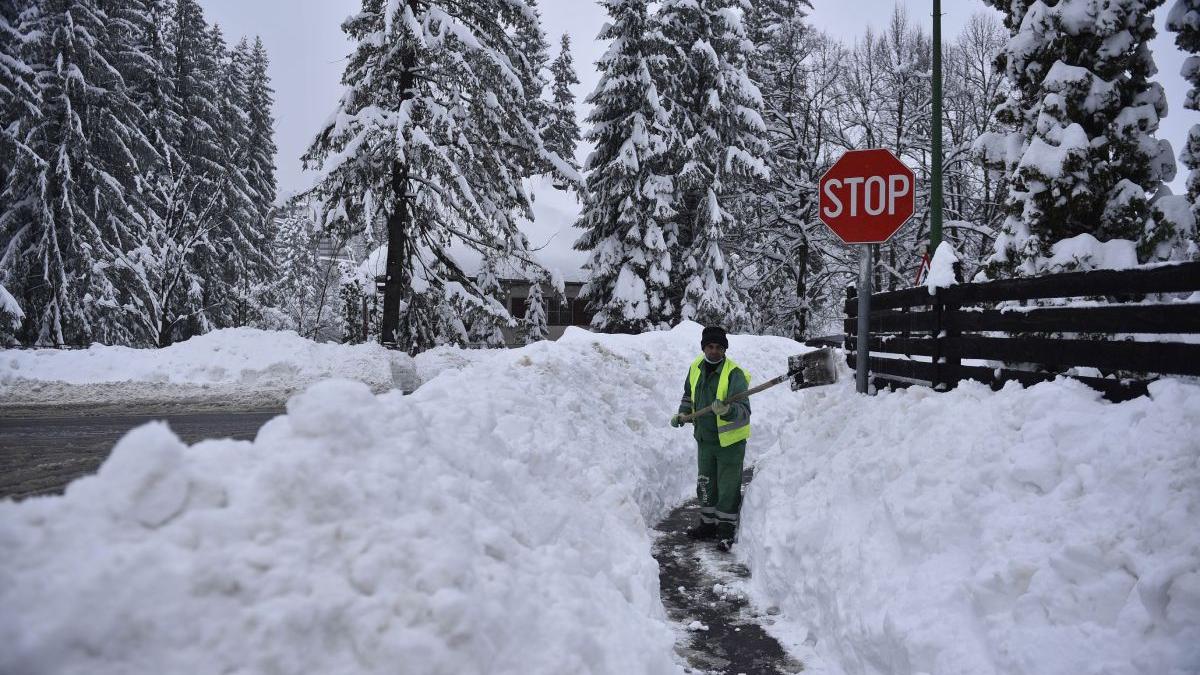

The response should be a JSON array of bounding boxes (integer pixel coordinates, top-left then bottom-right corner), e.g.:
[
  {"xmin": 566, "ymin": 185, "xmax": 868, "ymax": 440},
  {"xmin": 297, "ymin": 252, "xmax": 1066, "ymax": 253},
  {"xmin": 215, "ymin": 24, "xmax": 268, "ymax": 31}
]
[{"xmin": 671, "ymin": 326, "xmax": 751, "ymax": 552}]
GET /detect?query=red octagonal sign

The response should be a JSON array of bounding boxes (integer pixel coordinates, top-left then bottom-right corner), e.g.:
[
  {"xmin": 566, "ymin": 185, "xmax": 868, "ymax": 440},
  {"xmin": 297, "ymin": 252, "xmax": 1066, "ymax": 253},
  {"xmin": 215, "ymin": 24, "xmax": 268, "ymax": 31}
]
[{"xmin": 819, "ymin": 148, "xmax": 915, "ymax": 245}]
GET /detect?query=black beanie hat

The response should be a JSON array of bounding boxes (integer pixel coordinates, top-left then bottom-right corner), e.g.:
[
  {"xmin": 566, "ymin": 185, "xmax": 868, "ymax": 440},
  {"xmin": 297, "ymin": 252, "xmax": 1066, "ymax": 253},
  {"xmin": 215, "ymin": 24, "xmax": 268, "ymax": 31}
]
[{"xmin": 701, "ymin": 326, "xmax": 728, "ymax": 349}]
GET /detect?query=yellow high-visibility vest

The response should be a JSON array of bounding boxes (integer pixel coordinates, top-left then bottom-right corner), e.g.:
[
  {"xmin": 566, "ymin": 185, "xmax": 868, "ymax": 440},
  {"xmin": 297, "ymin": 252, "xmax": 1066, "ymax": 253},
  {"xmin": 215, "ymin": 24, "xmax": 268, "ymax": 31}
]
[{"xmin": 688, "ymin": 356, "xmax": 751, "ymax": 447}]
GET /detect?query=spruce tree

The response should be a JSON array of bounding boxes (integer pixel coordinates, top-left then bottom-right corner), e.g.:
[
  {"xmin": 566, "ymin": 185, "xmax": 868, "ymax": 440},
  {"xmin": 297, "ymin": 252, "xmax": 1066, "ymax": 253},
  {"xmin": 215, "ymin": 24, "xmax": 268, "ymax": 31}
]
[
  {"xmin": 1169, "ymin": 0, "xmax": 1200, "ymax": 214},
  {"xmin": 159, "ymin": 0, "xmax": 227, "ymax": 342},
  {"xmin": 574, "ymin": 0, "xmax": 676, "ymax": 333},
  {"xmin": 468, "ymin": 252, "xmax": 509, "ymax": 347},
  {"xmin": 214, "ymin": 34, "xmax": 273, "ymax": 327},
  {"xmin": 243, "ymin": 36, "xmax": 279, "ymax": 315},
  {"xmin": 977, "ymin": 0, "xmax": 1182, "ymax": 273},
  {"xmin": 303, "ymin": 0, "xmax": 575, "ymax": 352},
  {"xmin": 0, "ymin": 0, "xmax": 38, "ymax": 162},
  {"xmin": 739, "ymin": 0, "xmax": 815, "ymax": 340},
  {"xmin": 515, "ymin": 0, "xmax": 551, "ymax": 138},
  {"xmin": 246, "ymin": 37, "xmax": 277, "ymax": 231},
  {"xmin": 657, "ymin": 0, "xmax": 769, "ymax": 325},
  {"xmin": 3, "ymin": 0, "xmax": 159, "ymax": 345},
  {"xmin": 547, "ymin": 33, "xmax": 581, "ymax": 174},
  {"xmin": 523, "ymin": 278, "xmax": 549, "ymax": 343}
]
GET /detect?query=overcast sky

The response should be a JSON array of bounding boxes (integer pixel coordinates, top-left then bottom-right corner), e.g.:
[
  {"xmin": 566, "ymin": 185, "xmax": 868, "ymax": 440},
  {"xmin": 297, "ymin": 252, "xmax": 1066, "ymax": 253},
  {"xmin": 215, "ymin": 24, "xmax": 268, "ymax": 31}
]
[{"xmin": 197, "ymin": 0, "xmax": 1192, "ymax": 201}]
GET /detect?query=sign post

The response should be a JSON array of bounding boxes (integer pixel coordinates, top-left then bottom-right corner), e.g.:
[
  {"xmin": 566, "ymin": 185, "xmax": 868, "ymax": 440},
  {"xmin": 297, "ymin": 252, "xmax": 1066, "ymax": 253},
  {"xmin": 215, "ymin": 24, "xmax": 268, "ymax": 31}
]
[
  {"xmin": 857, "ymin": 246, "xmax": 871, "ymax": 394},
  {"xmin": 818, "ymin": 148, "xmax": 916, "ymax": 394}
]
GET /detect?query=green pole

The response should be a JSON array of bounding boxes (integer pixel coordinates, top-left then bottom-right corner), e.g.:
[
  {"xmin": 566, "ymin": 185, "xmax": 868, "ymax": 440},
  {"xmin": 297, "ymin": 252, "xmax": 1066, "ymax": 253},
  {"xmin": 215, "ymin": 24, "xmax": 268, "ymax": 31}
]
[
  {"xmin": 930, "ymin": 0, "xmax": 944, "ymax": 255},
  {"xmin": 926, "ymin": 0, "xmax": 945, "ymax": 257}
]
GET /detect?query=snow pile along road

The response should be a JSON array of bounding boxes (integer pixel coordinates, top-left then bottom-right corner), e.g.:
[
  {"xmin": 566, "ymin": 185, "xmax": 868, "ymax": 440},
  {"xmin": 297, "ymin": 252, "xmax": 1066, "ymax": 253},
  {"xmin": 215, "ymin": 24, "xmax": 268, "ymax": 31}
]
[
  {"xmin": 3, "ymin": 323, "xmax": 1196, "ymax": 673},
  {"xmin": 0, "ymin": 328, "xmax": 418, "ymax": 411},
  {"xmin": 0, "ymin": 323, "xmax": 800, "ymax": 674},
  {"xmin": 740, "ymin": 377, "xmax": 1200, "ymax": 675}
]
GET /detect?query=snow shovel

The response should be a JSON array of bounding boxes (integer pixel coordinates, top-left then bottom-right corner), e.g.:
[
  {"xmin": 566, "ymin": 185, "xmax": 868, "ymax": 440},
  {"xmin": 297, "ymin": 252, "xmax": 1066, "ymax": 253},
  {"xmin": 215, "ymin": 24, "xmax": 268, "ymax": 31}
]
[{"xmin": 677, "ymin": 347, "xmax": 839, "ymax": 423}]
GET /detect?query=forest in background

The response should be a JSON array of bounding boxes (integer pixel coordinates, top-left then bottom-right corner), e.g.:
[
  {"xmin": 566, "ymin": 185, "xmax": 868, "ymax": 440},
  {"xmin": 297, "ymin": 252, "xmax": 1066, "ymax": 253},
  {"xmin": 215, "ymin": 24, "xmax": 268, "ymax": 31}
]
[{"xmin": 3, "ymin": 0, "xmax": 1198, "ymax": 349}]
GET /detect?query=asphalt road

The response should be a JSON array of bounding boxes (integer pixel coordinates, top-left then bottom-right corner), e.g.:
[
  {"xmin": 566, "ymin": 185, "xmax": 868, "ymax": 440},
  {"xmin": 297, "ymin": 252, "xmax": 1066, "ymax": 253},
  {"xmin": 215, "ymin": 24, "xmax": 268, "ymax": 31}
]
[{"xmin": 0, "ymin": 410, "xmax": 282, "ymax": 501}]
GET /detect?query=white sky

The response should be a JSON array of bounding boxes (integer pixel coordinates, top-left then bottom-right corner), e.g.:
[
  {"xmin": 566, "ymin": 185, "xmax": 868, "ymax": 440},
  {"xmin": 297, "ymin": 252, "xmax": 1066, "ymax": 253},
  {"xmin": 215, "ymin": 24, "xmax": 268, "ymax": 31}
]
[{"xmin": 198, "ymin": 0, "xmax": 1194, "ymax": 258}]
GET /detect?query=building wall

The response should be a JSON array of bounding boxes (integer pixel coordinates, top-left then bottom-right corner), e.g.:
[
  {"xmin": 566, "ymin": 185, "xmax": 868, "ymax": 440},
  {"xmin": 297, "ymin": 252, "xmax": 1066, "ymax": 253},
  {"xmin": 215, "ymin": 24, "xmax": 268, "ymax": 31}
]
[{"xmin": 501, "ymin": 281, "xmax": 593, "ymax": 345}]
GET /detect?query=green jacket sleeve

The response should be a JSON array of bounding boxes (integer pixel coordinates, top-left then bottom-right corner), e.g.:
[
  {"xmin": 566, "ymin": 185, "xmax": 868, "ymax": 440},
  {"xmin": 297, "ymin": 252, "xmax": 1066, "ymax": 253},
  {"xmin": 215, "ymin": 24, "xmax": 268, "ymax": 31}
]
[
  {"xmin": 678, "ymin": 373, "xmax": 693, "ymax": 415},
  {"xmin": 724, "ymin": 368, "xmax": 751, "ymax": 422}
]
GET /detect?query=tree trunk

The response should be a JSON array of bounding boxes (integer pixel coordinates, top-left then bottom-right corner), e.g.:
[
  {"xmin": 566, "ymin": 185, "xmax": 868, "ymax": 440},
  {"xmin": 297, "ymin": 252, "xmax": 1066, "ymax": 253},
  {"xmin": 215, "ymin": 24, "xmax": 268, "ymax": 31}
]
[
  {"xmin": 379, "ymin": 28, "xmax": 418, "ymax": 349},
  {"xmin": 793, "ymin": 243, "xmax": 809, "ymax": 341},
  {"xmin": 380, "ymin": 159, "xmax": 411, "ymax": 348}
]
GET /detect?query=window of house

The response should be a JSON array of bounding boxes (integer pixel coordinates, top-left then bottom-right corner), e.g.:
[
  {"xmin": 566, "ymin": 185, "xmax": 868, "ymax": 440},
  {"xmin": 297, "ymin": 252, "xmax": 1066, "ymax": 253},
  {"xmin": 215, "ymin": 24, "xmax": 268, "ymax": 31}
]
[
  {"xmin": 546, "ymin": 297, "xmax": 571, "ymax": 326},
  {"xmin": 571, "ymin": 298, "xmax": 593, "ymax": 326},
  {"xmin": 510, "ymin": 296, "xmax": 527, "ymax": 319},
  {"xmin": 510, "ymin": 290, "xmax": 593, "ymax": 327}
]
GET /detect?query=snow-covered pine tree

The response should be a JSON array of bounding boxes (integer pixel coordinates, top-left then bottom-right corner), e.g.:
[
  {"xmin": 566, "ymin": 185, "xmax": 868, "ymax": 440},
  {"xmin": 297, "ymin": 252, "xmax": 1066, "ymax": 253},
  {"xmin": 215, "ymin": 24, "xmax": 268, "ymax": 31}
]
[
  {"xmin": 0, "ymin": 1, "xmax": 39, "ymax": 340},
  {"xmin": 246, "ymin": 37, "xmax": 277, "ymax": 235},
  {"xmin": 1, "ymin": 0, "xmax": 160, "ymax": 346},
  {"xmin": 736, "ymin": 0, "xmax": 816, "ymax": 340},
  {"xmin": 0, "ymin": 280, "xmax": 22, "ymax": 345},
  {"xmin": 468, "ymin": 252, "xmax": 509, "ymax": 347},
  {"xmin": 515, "ymin": 0, "xmax": 551, "ymax": 138},
  {"xmin": 976, "ymin": 0, "xmax": 1181, "ymax": 274},
  {"xmin": 266, "ymin": 205, "xmax": 342, "ymax": 338},
  {"xmin": 303, "ymin": 0, "xmax": 577, "ymax": 352},
  {"xmin": 574, "ymin": 0, "xmax": 677, "ymax": 333},
  {"xmin": 161, "ymin": 0, "xmax": 229, "ymax": 342},
  {"xmin": 657, "ymin": 0, "xmax": 770, "ymax": 325},
  {"xmin": 523, "ymin": 277, "xmax": 549, "ymax": 343},
  {"xmin": 0, "ymin": 0, "xmax": 38, "ymax": 166},
  {"xmin": 215, "ymin": 35, "xmax": 274, "ymax": 328},
  {"xmin": 243, "ymin": 36, "xmax": 280, "ymax": 318},
  {"xmin": 1168, "ymin": 0, "xmax": 1200, "ymax": 219},
  {"xmin": 547, "ymin": 33, "xmax": 581, "ymax": 174}
]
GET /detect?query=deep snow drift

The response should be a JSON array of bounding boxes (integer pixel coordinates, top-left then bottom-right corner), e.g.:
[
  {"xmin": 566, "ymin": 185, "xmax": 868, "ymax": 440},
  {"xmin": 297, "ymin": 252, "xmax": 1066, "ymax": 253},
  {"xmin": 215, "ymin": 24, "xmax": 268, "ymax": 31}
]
[
  {"xmin": 741, "ymin": 377, "xmax": 1200, "ymax": 675},
  {"xmin": 1, "ymin": 323, "xmax": 1197, "ymax": 674},
  {"xmin": 0, "ymin": 328, "xmax": 418, "ymax": 411}
]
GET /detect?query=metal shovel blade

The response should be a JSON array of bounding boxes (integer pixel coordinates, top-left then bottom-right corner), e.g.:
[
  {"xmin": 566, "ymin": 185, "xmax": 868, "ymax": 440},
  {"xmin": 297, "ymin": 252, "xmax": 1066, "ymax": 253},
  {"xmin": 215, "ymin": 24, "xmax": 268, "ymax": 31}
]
[{"xmin": 789, "ymin": 348, "xmax": 839, "ymax": 391}]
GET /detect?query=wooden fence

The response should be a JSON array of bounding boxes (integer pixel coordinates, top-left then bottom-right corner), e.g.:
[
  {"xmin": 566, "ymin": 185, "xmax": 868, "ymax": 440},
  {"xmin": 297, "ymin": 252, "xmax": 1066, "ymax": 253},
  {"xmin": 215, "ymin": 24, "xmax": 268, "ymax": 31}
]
[{"xmin": 844, "ymin": 261, "xmax": 1200, "ymax": 402}]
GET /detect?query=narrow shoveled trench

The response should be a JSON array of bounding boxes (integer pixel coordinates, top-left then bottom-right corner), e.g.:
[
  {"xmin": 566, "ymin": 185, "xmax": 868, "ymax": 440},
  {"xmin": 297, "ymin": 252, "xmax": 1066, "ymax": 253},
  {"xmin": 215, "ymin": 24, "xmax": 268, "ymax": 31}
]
[{"xmin": 652, "ymin": 469, "xmax": 804, "ymax": 675}]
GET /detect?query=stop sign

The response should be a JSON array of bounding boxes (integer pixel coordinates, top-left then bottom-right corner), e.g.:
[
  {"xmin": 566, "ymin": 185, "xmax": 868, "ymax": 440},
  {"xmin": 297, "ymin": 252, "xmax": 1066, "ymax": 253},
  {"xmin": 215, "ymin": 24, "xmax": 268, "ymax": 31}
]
[{"xmin": 819, "ymin": 149, "xmax": 915, "ymax": 244}]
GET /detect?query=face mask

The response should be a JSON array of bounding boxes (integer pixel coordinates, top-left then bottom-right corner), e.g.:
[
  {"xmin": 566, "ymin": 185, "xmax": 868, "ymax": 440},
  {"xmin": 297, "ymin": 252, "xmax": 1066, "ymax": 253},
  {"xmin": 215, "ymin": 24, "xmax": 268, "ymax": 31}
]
[{"xmin": 703, "ymin": 354, "xmax": 724, "ymax": 365}]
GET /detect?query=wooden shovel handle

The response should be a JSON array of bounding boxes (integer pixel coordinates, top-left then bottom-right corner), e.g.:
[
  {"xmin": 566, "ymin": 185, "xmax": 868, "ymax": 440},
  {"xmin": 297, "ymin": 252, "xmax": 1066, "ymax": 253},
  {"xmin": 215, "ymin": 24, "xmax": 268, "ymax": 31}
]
[{"xmin": 677, "ymin": 372, "xmax": 791, "ymax": 423}]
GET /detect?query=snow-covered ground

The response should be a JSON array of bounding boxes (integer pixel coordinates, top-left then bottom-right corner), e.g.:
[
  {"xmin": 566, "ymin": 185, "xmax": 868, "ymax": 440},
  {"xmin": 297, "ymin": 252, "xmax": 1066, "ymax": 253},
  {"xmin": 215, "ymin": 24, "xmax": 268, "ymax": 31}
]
[
  {"xmin": 1, "ymin": 323, "xmax": 1197, "ymax": 674},
  {"xmin": 0, "ymin": 328, "xmax": 418, "ymax": 411}
]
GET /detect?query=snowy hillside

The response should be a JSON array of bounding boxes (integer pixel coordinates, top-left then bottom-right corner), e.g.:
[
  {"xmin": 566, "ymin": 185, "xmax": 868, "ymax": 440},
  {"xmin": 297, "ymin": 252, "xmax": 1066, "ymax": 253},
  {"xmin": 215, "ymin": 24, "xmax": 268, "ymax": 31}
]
[{"xmin": 1, "ymin": 324, "xmax": 1197, "ymax": 674}]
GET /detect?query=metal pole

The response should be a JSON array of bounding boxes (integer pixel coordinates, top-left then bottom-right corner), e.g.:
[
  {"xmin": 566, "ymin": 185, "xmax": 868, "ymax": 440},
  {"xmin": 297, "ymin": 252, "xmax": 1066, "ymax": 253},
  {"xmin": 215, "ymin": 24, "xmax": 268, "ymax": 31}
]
[
  {"xmin": 930, "ymin": 0, "xmax": 944, "ymax": 254},
  {"xmin": 856, "ymin": 245, "xmax": 872, "ymax": 394}
]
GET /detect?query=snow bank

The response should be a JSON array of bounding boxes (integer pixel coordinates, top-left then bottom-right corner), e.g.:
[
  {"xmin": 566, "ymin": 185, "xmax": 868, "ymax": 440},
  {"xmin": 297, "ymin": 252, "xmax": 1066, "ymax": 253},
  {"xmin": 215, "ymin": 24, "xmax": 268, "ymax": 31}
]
[
  {"xmin": 741, "ymin": 376, "xmax": 1200, "ymax": 675},
  {"xmin": 0, "ymin": 328, "xmax": 417, "ymax": 411},
  {"xmin": 3, "ymin": 323, "xmax": 1196, "ymax": 674},
  {"xmin": 0, "ymin": 322, "xmax": 800, "ymax": 674}
]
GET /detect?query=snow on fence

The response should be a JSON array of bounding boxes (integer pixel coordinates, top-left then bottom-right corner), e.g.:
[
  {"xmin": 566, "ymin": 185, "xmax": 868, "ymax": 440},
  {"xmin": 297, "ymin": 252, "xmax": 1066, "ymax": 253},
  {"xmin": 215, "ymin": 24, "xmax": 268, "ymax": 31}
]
[{"xmin": 844, "ymin": 261, "xmax": 1200, "ymax": 401}]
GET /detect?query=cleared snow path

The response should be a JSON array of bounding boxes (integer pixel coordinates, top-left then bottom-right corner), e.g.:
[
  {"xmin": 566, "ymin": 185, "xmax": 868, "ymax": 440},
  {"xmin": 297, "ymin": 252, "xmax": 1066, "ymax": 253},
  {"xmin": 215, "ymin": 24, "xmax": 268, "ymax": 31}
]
[{"xmin": 654, "ymin": 468, "xmax": 804, "ymax": 675}]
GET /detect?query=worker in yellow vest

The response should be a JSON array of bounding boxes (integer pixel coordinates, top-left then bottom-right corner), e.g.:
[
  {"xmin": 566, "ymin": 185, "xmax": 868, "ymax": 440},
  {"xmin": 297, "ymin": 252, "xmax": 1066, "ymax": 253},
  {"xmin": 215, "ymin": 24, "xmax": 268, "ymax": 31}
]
[{"xmin": 670, "ymin": 326, "xmax": 751, "ymax": 552}]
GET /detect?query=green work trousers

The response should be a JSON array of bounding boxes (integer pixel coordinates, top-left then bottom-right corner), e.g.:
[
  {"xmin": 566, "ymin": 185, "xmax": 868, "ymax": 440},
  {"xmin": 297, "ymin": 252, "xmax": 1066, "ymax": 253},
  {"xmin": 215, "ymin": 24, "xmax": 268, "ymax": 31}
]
[{"xmin": 696, "ymin": 439, "xmax": 745, "ymax": 539}]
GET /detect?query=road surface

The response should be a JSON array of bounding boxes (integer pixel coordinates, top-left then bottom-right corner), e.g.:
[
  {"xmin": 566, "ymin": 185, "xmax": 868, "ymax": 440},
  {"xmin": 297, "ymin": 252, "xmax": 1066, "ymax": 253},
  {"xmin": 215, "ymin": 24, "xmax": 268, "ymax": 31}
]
[{"xmin": 0, "ymin": 410, "xmax": 282, "ymax": 501}]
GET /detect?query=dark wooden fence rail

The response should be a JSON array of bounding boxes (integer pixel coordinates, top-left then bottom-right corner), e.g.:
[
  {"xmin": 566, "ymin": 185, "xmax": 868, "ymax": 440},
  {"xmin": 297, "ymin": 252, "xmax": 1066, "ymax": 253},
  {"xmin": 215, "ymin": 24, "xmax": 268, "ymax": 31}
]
[{"xmin": 844, "ymin": 261, "xmax": 1200, "ymax": 402}]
